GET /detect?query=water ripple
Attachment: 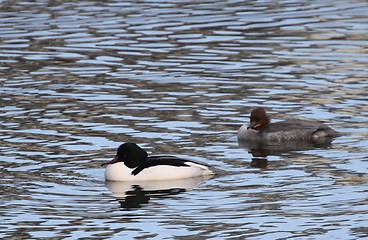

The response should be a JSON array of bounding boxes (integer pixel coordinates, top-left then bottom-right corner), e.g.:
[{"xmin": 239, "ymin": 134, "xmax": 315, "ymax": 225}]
[{"xmin": 1, "ymin": 0, "xmax": 367, "ymax": 239}]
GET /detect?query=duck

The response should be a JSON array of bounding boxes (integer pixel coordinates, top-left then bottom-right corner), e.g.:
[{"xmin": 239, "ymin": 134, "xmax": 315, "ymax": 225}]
[
  {"xmin": 238, "ymin": 107, "xmax": 342, "ymax": 142},
  {"xmin": 101, "ymin": 143, "xmax": 214, "ymax": 181}
]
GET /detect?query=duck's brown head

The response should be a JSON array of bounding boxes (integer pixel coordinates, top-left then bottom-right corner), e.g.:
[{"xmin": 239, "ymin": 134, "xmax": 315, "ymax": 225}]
[{"xmin": 248, "ymin": 107, "xmax": 271, "ymax": 131}]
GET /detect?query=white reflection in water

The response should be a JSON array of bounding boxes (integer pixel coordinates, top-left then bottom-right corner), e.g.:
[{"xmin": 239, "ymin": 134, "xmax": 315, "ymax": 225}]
[{"xmin": 106, "ymin": 176, "xmax": 212, "ymax": 209}]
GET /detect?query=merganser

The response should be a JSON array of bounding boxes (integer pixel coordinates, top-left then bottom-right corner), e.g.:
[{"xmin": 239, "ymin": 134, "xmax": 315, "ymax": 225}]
[
  {"xmin": 238, "ymin": 107, "xmax": 342, "ymax": 142},
  {"xmin": 102, "ymin": 143, "xmax": 214, "ymax": 181}
]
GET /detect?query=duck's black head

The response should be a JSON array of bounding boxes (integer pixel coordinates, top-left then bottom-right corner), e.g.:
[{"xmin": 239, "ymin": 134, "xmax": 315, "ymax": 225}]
[{"xmin": 101, "ymin": 143, "xmax": 148, "ymax": 168}]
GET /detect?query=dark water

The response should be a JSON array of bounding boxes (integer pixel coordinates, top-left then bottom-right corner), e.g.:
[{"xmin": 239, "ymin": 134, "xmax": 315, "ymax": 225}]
[{"xmin": 1, "ymin": 0, "xmax": 367, "ymax": 239}]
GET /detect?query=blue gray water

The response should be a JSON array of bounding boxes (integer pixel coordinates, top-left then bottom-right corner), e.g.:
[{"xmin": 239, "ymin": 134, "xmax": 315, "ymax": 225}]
[{"xmin": 1, "ymin": 0, "xmax": 367, "ymax": 239}]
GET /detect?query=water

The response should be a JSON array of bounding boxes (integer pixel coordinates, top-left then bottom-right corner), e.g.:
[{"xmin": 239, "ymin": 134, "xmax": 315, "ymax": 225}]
[{"xmin": 1, "ymin": 0, "xmax": 367, "ymax": 239}]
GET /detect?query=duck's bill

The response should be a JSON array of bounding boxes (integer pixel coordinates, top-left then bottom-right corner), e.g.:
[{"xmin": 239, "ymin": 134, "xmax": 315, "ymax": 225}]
[
  {"xmin": 101, "ymin": 157, "xmax": 119, "ymax": 167},
  {"xmin": 248, "ymin": 122, "xmax": 260, "ymax": 130}
]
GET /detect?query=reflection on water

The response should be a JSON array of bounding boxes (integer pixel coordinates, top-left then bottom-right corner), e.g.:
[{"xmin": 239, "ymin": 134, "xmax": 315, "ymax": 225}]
[
  {"xmin": 106, "ymin": 177, "xmax": 210, "ymax": 209},
  {"xmin": 1, "ymin": 0, "xmax": 368, "ymax": 239},
  {"xmin": 239, "ymin": 138, "xmax": 336, "ymax": 169},
  {"xmin": 239, "ymin": 138, "xmax": 335, "ymax": 156}
]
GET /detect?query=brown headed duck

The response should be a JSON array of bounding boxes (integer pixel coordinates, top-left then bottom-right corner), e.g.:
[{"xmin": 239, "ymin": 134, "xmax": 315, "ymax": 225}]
[{"xmin": 238, "ymin": 107, "xmax": 342, "ymax": 142}]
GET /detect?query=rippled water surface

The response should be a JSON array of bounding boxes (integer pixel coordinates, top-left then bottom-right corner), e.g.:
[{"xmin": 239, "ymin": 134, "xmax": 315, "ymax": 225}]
[{"xmin": 1, "ymin": 0, "xmax": 368, "ymax": 239}]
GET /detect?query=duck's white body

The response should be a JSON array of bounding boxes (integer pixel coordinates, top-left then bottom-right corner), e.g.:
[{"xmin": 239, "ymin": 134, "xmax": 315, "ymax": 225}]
[{"xmin": 105, "ymin": 161, "xmax": 213, "ymax": 181}]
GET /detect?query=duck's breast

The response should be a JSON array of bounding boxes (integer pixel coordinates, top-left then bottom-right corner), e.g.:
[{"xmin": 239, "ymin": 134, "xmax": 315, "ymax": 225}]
[
  {"xmin": 237, "ymin": 124, "xmax": 262, "ymax": 141},
  {"xmin": 105, "ymin": 162, "xmax": 135, "ymax": 181}
]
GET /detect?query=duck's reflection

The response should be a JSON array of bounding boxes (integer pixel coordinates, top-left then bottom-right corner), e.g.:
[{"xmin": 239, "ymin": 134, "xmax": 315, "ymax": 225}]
[
  {"xmin": 239, "ymin": 138, "xmax": 334, "ymax": 169},
  {"xmin": 105, "ymin": 176, "xmax": 212, "ymax": 209}
]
